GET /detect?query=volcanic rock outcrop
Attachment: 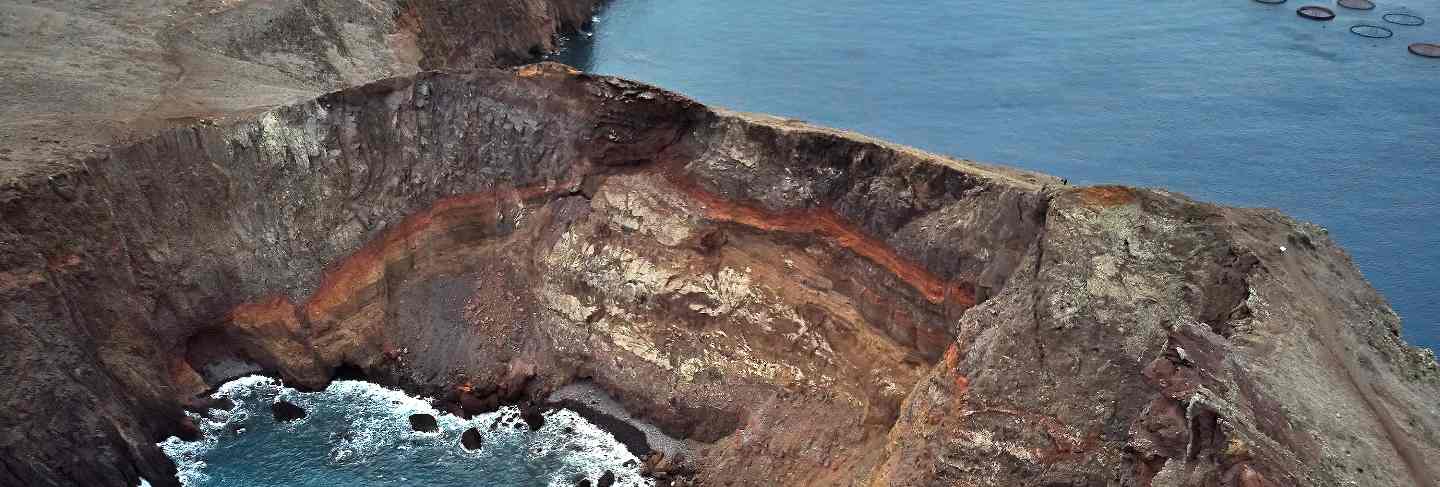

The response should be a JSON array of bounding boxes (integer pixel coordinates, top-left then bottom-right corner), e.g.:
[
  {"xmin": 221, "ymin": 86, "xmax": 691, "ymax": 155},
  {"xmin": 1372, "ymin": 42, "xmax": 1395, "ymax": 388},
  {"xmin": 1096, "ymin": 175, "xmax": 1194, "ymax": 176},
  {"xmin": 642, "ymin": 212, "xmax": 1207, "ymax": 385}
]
[
  {"xmin": 2, "ymin": 4, "xmax": 1439, "ymax": 487},
  {"xmin": 0, "ymin": 0, "xmax": 600, "ymax": 181},
  {"xmin": 409, "ymin": 413, "xmax": 439, "ymax": 432}
]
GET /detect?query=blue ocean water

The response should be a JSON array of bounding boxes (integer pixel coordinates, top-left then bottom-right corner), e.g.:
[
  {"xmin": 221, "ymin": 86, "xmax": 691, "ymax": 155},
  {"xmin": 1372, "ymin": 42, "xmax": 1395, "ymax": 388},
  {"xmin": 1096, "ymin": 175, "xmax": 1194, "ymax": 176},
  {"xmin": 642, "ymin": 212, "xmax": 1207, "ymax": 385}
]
[
  {"xmin": 556, "ymin": 0, "xmax": 1440, "ymax": 352},
  {"xmin": 158, "ymin": 377, "xmax": 649, "ymax": 486}
]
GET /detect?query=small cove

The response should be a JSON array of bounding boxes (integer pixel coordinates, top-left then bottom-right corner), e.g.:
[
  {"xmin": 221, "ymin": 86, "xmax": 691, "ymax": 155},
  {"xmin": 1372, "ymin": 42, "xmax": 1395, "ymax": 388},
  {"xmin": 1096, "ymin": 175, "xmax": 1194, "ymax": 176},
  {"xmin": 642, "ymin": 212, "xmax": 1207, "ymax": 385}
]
[{"xmin": 159, "ymin": 376, "xmax": 652, "ymax": 486}]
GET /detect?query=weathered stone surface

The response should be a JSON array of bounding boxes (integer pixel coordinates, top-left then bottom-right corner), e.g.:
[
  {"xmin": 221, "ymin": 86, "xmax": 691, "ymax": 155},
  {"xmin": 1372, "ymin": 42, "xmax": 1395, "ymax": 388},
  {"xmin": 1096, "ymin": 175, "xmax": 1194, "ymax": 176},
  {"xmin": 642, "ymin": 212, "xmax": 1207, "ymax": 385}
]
[{"xmin": 1, "ymin": 23, "xmax": 1437, "ymax": 487}]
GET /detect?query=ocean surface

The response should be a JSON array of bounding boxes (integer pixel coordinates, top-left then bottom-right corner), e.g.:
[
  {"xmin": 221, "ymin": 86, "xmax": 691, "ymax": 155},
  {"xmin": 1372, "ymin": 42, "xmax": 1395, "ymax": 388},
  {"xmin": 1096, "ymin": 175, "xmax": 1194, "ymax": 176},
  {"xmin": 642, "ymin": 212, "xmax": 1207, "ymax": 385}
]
[
  {"xmin": 157, "ymin": 377, "xmax": 649, "ymax": 487},
  {"xmin": 555, "ymin": 0, "xmax": 1440, "ymax": 352}
]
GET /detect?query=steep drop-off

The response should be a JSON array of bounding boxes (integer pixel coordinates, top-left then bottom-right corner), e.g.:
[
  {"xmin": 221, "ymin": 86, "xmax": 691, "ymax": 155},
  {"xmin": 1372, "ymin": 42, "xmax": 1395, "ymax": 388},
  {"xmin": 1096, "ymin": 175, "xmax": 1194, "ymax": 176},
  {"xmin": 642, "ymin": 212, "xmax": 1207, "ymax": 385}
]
[
  {"xmin": 3, "ymin": 63, "xmax": 1438, "ymax": 487},
  {"xmin": 0, "ymin": 0, "xmax": 601, "ymax": 183}
]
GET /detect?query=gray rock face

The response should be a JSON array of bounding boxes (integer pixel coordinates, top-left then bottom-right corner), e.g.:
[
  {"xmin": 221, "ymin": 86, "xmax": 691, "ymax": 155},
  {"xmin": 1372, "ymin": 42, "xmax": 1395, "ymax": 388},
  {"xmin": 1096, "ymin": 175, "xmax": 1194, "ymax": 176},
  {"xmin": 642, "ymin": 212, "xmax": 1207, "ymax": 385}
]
[{"xmin": 0, "ymin": 4, "xmax": 1437, "ymax": 487}]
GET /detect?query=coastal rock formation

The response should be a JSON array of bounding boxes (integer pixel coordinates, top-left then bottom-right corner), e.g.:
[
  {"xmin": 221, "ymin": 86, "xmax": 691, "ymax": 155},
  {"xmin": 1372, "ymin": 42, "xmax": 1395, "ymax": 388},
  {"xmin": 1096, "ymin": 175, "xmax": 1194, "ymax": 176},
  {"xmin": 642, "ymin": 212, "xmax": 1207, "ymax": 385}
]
[
  {"xmin": 1, "ymin": 5, "xmax": 1438, "ymax": 487},
  {"xmin": 461, "ymin": 428, "xmax": 484, "ymax": 450},
  {"xmin": 3, "ymin": 63, "xmax": 1436, "ymax": 487},
  {"xmin": 270, "ymin": 401, "xmax": 307, "ymax": 423},
  {"xmin": 409, "ymin": 413, "xmax": 439, "ymax": 433}
]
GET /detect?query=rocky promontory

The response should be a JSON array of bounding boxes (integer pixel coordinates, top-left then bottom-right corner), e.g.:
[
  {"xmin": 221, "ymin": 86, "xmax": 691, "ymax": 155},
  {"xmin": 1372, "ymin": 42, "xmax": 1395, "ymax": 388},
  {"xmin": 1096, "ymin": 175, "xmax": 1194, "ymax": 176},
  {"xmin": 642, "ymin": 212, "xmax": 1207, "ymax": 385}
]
[{"xmin": 1, "ymin": 3, "xmax": 1438, "ymax": 487}]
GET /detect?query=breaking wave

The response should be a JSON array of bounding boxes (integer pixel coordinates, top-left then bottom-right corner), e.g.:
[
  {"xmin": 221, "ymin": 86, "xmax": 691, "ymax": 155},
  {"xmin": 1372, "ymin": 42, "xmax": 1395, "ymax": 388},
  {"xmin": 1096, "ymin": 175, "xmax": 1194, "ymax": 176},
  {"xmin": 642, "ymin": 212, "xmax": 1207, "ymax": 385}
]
[{"xmin": 158, "ymin": 376, "xmax": 649, "ymax": 486}]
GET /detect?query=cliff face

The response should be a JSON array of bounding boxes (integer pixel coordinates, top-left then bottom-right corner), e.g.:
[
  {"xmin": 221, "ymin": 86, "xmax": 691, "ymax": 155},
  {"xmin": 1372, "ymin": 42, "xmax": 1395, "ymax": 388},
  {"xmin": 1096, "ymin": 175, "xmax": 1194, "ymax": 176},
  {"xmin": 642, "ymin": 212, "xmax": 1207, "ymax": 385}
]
[
  {"xmin": 3, "ymin": 64, "xmax": 1438, "ymax": 487},
  {"xmin": 3, "ymin": 4, "xmax": 1440, "ymax": 486},
  {"xmin": 0, "ymin": 0, "xmax": 600, "ymax": 183}
]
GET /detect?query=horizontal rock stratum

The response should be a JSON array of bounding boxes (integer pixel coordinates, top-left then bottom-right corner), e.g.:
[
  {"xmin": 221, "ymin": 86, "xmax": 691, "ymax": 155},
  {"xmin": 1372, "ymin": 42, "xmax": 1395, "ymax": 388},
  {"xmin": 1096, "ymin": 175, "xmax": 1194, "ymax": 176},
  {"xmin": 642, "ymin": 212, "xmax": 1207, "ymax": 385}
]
[
  {"xmin": 2, "ymin": 62, "xmax": 1436, "ymax": 487},
  {"xmin": 1, "ymin": 4, "xmax": 1438, "ymax": 487}
]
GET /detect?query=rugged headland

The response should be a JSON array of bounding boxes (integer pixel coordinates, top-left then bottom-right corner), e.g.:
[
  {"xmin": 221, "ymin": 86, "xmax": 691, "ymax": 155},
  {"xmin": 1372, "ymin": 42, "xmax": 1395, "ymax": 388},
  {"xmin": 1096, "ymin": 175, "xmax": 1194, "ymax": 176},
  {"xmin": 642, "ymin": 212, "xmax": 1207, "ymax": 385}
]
[{"xmin": 2, "ymin": 2, "xmax": 1438, "ymax": 487}]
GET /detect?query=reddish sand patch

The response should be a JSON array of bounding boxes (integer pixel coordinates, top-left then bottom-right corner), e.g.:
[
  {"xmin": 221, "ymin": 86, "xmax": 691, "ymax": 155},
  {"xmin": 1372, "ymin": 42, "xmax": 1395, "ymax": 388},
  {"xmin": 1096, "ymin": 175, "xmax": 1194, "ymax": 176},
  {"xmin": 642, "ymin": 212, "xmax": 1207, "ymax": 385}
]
[
  {"xmin": 943, "ymin": 343, "xmax": 963, "ymax": 369},
  {"xmin": 1078, "ymin": 185, "xmax": 1138, "ymax": 208}
]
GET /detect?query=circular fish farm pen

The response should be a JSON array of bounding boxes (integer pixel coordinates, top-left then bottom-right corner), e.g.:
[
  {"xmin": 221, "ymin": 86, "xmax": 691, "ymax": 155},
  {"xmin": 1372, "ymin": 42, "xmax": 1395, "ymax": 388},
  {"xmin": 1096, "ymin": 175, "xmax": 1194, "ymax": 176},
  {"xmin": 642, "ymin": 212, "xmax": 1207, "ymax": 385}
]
[
  {"xmin": 1298, "ymin": 6, "xmax": 1337, "ymax": 20},
  {"xmin": 1337, "ymin": 0, "xmax": 1376, "ymax": 10},
  {"xmin": 1350, "ymin": 24, "xmax": 1395, "ymax": 38},
  {"xmin": 1410, "ymin": 43, "xmax": 1440, "ymax": 58},
  {"xmin": 1255, "ymin": 0, "xmax": 1287, "ymax": 4},
  {"xmin": 1383, "ymin": 13, "xmax": 1425, "ymax": 26}
]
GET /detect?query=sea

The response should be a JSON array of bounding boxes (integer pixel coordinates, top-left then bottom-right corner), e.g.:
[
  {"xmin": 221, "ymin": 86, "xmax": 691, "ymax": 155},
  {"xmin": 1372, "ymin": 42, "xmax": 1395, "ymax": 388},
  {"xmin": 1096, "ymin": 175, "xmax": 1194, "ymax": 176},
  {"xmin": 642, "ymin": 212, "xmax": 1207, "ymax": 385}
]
[
  {"xmin": 155, "ymin": 376, "xmax": 649, "ymax": 486},
  {"xmin": 555, "ymin": 0, "xmax": 1440, "ymax": 352}
]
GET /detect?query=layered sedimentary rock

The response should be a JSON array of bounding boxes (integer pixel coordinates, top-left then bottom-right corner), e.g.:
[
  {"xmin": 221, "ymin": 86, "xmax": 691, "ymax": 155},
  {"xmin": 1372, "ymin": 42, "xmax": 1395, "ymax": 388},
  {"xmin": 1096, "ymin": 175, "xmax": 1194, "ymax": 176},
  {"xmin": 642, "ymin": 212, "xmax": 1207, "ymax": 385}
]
[{"xmin": 3, "ymin": 63, "xmax": 1438, "ymax": 487}]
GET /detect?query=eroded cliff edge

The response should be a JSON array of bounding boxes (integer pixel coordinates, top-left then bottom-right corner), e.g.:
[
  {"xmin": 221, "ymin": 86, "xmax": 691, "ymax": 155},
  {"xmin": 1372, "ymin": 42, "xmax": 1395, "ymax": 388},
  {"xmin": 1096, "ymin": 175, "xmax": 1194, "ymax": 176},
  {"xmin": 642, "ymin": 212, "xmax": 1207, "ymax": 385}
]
[
  {"xmin": 2, "ymin": 64, "xmax": 1438, "ymax": 487},
  {"xmin": 1, "ymin": 0, "xmax": 600, "ymax": 184}
]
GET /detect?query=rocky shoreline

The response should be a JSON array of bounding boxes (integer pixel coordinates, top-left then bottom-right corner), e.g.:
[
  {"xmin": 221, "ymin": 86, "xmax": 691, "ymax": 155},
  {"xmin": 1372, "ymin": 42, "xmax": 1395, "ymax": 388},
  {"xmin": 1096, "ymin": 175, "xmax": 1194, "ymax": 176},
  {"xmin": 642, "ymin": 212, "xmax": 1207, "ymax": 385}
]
[
  {"xmin": 548, "ymin": 382, "xmax": 696, "ymax": 484},
  {"xmin": 2, "ymin": 2, "xmax": 1439, "ymax": 487}
]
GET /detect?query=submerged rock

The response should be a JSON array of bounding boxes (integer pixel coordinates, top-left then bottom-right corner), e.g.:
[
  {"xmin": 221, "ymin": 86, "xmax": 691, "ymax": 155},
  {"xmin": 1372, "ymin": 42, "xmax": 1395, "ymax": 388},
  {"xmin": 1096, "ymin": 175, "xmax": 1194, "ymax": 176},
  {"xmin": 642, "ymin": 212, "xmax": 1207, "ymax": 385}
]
[
  {"xmin": 597, "ymin": 471, "xmax": 616, "ymax": 487},
  {"xmin": 408, "ymin": 414, "xmax": 439, "ymax": 433},
  {"xmin": 270, "ymin": 401, "xmax": 306, "ymax": 423},
  {"xmin": 460, "ymin": 428, "xmax": 484, "ymax": 450}
]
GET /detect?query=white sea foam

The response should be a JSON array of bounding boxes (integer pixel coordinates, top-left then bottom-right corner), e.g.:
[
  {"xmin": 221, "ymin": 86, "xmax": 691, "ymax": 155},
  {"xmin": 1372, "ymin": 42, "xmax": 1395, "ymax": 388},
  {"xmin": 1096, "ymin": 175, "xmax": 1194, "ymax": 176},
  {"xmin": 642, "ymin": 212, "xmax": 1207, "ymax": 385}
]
[{"xmin": 157, "ymin": 375, "xmax": 650, "ymax": 486}]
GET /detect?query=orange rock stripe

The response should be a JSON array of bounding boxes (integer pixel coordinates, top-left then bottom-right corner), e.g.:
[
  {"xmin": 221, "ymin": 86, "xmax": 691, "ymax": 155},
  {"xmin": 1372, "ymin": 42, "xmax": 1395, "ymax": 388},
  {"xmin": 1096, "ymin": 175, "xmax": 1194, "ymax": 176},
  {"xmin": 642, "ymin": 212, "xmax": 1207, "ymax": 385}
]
[
  {"xmin": 300, "ymin": 180, "xmax": 576, "ymax": 321},
  {"xmin": 229, "ymin": 170, "xmax": 973, "ymax": 328},
  {"xmin": 299, "ymin": 181, "xmax": 577, "ymax": 323},
  {"xmin": 666, "ymin": 174, "xmax": 976, "ymax": 307}
]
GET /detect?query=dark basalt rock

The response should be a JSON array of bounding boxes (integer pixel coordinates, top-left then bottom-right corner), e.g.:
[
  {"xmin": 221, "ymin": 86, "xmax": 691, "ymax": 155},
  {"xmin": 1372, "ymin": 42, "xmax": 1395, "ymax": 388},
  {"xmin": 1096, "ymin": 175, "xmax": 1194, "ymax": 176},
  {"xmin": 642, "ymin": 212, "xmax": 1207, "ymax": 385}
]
[
  {"xmin": 597, "ymin": 471, "xmax": 616, "ymax": 487},
  {"xmin": 550, "ymin": 399, "xmax": 653, "ymax": 459},
  {"xmin": 461, "ymin": 428, "xmax": 484, "ymax": 450},
  {"xmin": 408, "ymin": 413, "xmax": 439, "ymax": 432},
  {"xmin": 270, "ymin": 401, "xmax": 306, "ymax": 423},
  {"xmin": 520, "ymin": 404, "xmax": 547, "ymax": 431}
]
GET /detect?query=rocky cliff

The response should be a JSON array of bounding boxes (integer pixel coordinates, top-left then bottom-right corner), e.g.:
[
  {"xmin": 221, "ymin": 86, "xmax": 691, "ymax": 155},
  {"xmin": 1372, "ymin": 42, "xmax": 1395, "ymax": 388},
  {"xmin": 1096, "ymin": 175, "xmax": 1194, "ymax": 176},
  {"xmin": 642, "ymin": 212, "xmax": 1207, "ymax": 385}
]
[
  {"xmin": 3, "ymin": 4, "xmax": 1440, "ymax": 487},
  {"xmin": 1, "ymin": 0, "xmax": 600, "ymax": 183}
]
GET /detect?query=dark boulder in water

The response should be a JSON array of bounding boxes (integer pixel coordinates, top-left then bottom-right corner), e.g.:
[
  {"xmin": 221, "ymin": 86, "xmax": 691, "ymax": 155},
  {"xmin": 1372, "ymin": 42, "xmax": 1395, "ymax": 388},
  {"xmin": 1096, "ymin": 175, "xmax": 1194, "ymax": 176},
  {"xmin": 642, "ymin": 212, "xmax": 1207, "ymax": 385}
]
[
  {"xmin": 597, "ymin": 470, "xmax": 616, "ymax": 487},
  {"xmin": 520, "ymin": 405, "xmax": 546, "ymax": 431},
  {"xmin": 271, "ymin": 400, "xmax": 306, "ymax": 422},
  {"xmin": 461, "ymin": 427, "xmax": 484, "ymax": 450},
  {"xmin": 408, "ymin": 413, "xmax": 439, "ymax": 432}
]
